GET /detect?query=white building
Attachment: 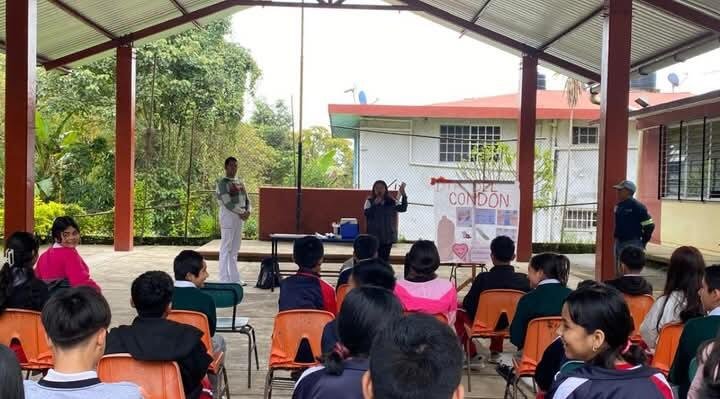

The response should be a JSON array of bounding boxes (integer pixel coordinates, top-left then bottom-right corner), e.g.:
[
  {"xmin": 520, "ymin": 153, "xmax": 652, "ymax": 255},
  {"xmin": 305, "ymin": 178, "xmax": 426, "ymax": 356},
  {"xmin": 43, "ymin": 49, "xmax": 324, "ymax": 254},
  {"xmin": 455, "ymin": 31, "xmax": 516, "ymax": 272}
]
[{"xmin": 329, "ymin": 90, "xmax": 690, "ymax": 243}]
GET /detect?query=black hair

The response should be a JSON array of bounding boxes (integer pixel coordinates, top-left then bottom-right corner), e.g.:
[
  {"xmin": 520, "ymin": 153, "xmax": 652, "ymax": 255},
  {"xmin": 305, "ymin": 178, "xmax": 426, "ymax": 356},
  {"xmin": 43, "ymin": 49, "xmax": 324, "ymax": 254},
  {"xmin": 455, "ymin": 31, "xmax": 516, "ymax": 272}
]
[
  {"xmin": 131, "ymin": 271, "xmax": 174, "ymax": 318},
  {"xmin": 0, "ymin": 344, "xmax": 23, "ymax": 399},
  {"xmin": 705, "ymin": 265, "xmax": 720, "ymax": 293},
  {"xmin": 696, "ymin": 329, "xmax": 720, "ymax": 397},
  {"xmin": 324, "ymin": 287, "xmax": 403, "ymax": 375},
  {"xmin": 369, "ymin": 180, "xmax": 391, "ymax": 200},
  {"xmin": 564, "ymin": 284, "xmax": 646, "ymax": 369},
  {"xmin": 369, "ymin": 314, "xmax": 463, "ymax": 399},
  {"xmin": 224, "ymin": 157, "xmax": 237, "ymax": 167},
  {"xmin": 353, "ymin": 234, "xmax": 379, "ymax": 260},
  {"xmin": 50, "ymin": 216, "xmax": 80, "ymax": 243},
  {"xmin": 173, "ymin": 250, "xmax": 205, "ymax": 281},
  {"xmin": 405, "ymin": 240, "xmax": 440, "ymax": 281},
  {"xmin": 42, "ymin": 286, "xmax": 111, "ymax": 350},
  {"xmin": 293, "ymin": 236, "xmax": 324, "ymax": 269},
  {"xmin": 0, "ymin": 232, "xmax": 40, "ymax": 312},
  {"xmin": 577, "ymin": 279, "xmax": 604, "ymax": 290},
  {"xmin": 529, "ymin": 253, "xmax": 570, "ymax": 286},
  {"xmin": 656, "ymin": 246, "xmax": 705, "ymax": 330},
  {"xmin": 620, "ymin": 245, "xmax": 646, "ymax": 272},
  {"xmin": 351, "ymin": 258, "xmax": 396, "ymax": 290},
  {"xmin": 491, "ymin": 235, "xmax": 515, "ymax": 263}
]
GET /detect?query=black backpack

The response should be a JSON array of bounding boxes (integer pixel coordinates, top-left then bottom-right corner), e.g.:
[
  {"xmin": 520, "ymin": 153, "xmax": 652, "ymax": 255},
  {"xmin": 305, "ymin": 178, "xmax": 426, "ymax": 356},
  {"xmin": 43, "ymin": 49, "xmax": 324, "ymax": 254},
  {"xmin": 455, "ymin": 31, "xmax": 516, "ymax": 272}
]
[{"xmin": 256, "ymin": 257, "xmax": 281, "ymax": 289}]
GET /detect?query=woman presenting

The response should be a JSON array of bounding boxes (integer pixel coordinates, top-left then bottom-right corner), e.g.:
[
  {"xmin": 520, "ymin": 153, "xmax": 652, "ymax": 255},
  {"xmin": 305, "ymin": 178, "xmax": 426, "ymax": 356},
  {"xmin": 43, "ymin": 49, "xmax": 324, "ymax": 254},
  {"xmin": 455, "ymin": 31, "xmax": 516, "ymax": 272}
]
[{"xmin": 364, "ymin": 180, "xmax": 408, "ymax": 262}]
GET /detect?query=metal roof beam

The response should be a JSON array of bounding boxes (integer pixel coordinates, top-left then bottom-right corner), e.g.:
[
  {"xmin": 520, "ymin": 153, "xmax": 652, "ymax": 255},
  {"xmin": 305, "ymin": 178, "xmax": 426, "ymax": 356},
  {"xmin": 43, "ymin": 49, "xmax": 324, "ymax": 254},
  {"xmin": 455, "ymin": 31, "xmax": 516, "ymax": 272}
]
[
  {"xmin": 397, "ymin": 0, "xmax": 601, "ymax": 82},
  {"xmin": 459, "ymin": 0, "xmax": 493, "ymax": 38},
  {"xmin": 168, "ymin": 0, "xmax": 204, "ymax": 29},
  {"xmin": 45, "ymin": 0, "xmax": 118, "ymax": 40},
  {"xmin": 0, "ymin": 39, "xmax": 70, "ymax": 73},
  {"xmin": 538, "ymin": 6, "xmax": 604, "ymax": 50},
  {"xmin": 630, "ymin": 31, "xmax": 718, "ymax": 74},
  {"xmin": 638, "ymin": 0, "xmax": 720, "ymax": 33},
  {"xmin": 43, "ymin": 0, "xmax": 421, "ymax": 70}
]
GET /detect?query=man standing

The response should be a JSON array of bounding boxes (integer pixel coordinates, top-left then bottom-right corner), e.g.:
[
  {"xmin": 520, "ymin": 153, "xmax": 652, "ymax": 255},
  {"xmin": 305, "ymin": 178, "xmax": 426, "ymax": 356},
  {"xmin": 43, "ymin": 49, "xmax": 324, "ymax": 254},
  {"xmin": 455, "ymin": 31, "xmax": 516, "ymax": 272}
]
[
  {"xmin": 216, "ymin": 157, "xmax": 250, "ymax": 284},
  {"xmin": 613, "ymin": 180, "xmax": 655, "ymax": 276}
]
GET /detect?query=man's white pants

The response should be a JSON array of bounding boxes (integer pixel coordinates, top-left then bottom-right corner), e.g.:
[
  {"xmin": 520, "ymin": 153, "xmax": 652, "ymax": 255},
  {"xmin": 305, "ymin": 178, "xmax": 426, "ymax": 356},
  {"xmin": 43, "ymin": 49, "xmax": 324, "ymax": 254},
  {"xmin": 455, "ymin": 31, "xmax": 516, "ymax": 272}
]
[{"xmin": 219, "ymin": 207, "xmax": 243, "ymax": 283}]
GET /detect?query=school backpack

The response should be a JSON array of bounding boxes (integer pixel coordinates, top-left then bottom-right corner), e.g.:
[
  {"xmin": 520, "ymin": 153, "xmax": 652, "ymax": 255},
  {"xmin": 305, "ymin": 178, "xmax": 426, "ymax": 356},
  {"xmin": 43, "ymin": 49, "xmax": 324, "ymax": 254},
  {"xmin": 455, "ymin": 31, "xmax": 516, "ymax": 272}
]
[{"xmin": 256, "ymin": 257, "xmax": 281, "ymax": 289}]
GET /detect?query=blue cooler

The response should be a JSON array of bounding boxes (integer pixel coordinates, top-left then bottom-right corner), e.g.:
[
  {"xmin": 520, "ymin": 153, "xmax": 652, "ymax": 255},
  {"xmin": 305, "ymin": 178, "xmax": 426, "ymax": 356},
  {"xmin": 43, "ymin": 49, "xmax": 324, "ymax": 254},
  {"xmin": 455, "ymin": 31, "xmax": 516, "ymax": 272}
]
[{"xmin": 339, "ymin": 218, "xmax": 359, "ymax": 240}]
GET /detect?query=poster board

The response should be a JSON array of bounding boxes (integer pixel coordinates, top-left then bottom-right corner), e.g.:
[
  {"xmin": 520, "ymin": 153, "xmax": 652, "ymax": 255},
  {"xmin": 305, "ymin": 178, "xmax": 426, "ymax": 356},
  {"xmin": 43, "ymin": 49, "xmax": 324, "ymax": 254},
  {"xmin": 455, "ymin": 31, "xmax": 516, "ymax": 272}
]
[{"xmin": 434, "ymin": 180, "xmax": 520, "ymax": 263}]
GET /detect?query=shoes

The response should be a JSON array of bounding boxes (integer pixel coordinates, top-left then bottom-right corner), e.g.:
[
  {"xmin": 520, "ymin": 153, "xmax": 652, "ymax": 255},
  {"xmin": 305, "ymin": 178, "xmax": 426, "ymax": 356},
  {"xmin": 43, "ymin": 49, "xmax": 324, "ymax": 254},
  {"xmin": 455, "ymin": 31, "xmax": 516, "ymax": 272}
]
[
  {"xmin": 496, "ymin": 364, "xmax": 515, "ymax": 383},
  {"xmin": 489, "ymin": 351, "xmax": 502, "ymax": 363},
  {"xmin": 240, "ymin": 280, "xmax": 248, "ymax": 286}
]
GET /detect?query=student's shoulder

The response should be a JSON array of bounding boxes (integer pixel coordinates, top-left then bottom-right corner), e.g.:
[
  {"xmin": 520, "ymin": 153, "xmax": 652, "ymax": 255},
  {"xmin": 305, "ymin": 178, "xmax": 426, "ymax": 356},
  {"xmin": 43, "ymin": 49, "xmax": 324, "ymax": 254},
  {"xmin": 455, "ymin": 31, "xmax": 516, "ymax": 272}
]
[{"xmin": 103, "ymin": 381, "xmax": 144, "ymax": 398}]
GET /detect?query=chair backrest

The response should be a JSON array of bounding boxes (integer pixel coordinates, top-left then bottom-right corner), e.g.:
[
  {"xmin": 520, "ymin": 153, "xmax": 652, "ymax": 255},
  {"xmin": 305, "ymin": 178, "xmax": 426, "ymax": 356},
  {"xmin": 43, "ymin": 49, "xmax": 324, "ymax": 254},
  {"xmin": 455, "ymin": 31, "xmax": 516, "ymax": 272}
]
[
  {"xmin": 167, "ymin": 310, "xmax": 212, "ymax": 356},
  {"xmin": 650, "ymin": 322, "xmax": 684, "ymax": 375},
  {"xmin": 0, "ymin": 309, "xmax": 52, "ymax": 365},
  {"xmin": 520, "ymin": 317, "xmax": 563, "ymax": 367},
  {"xmin": 201, "ymin": 283, "xmax": 243, "ymax": 309},
  {"xmin": 471, "ymin": 289, "xmax": 526, "ymax": 332},
  {"xmin": 336, "ymin": 284, "xmax": 352, "ymax": 311},
  {"xmin": 98, "ymin": 354, "xmax": 185, "ymax": 399},
  {"xmin": 624, "ymin": 294, "xmax": 655, "ymax": 335},
  {"xmin": 269, "ymin": 309, "xmax": 334, "ymax": 368}
]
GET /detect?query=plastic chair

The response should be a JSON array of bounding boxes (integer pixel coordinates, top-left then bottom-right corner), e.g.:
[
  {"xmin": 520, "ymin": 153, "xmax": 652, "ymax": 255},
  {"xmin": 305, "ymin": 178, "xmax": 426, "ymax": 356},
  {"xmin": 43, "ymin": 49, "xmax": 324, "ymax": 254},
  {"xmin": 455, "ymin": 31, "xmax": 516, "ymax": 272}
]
[
  {"xmin": 202, "ymin": 282, "xmax": 258, "ymax": 388},
  {"xmin": 336, "ymin": 284, "xmax": 352, "ymax": 311},
  {"xmin": 98, "ymin": 354, "xmax": 185, "ymax": 399},
  {"xmin": 0, "ymin": 309, "xmax": 53, "ymax": 371},
  {"xmin": 506, "ymin": 317, "xmax": 563, "ymax": 398},
  {"xmin": 167, "ymin": 310, "xmax": 230, "ymax": 399},
  {"xmin": 650, "ymin": 322, "xmax": 684, "ymax": 376},
  {"xmin": 624, "ymin": 294, "xmax": 655, "ymax": 343},
  {"xmin": 264, "ymin": 310, "xmax": 335, "ymax": 399},
  {"xmin": 464, "ymin": 289, "xmax": 525, "ymax": 392}
]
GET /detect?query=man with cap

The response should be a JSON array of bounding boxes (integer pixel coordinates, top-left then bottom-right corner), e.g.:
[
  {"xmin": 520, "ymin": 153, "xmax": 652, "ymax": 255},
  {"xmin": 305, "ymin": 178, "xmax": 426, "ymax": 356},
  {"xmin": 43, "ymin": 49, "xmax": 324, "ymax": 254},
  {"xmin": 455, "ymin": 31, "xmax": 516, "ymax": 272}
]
[{"xmin": 613, "ymin": 180, "xmax": 655, "ymax": 276}]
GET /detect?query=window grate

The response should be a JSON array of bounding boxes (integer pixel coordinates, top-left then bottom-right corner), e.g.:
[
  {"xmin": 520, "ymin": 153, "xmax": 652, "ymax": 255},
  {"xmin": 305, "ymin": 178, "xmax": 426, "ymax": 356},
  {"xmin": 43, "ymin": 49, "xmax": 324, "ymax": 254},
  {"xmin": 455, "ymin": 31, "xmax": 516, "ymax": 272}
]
[
  {"xmin": 439, "ymin": 125, "xmax": 501, "ymax": 162},
  {"xmin": 572, "ymin": 126, "xmax": 598, "ymax": 145}
]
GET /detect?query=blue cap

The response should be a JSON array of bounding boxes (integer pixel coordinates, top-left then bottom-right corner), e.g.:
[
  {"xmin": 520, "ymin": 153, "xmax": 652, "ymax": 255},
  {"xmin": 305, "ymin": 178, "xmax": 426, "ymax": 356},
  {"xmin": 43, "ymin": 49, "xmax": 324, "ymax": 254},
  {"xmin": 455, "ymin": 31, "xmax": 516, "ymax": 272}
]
[{"xmin": 613, "ymin": 180, "xmax": 637, "ymax": 194}]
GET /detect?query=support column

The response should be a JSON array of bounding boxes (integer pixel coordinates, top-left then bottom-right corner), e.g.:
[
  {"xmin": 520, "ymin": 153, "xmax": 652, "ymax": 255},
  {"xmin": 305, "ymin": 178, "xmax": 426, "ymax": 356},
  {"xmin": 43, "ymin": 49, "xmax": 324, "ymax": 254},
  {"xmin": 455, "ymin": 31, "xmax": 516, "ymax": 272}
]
[
  {"xmin": 517, "ymin": 54, "xmax": 538, "ymax": 262},
  {"xmin": 4, "ymin": 0, "xmax": 37, "ymax": 240},
  {"xmin": 114, "ymin": 45, "xmax": 136, "ymax": 251},
  {"xmin": 596, "ymin": 0, "xmax": 633, "ymax": 281}
]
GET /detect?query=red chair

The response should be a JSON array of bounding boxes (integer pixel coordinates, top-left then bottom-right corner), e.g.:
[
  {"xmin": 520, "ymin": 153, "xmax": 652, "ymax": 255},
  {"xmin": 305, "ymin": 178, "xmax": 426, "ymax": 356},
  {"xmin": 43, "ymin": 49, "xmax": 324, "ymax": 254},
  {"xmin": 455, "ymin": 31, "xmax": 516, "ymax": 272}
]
[
  {"xmin": 507, "ymin": 317, "xmax": 563, "ymax": 398},
  {"xmin": 650, "ymin": 322, "xmax": 684, "ymax": 375},
  {"xmin": 624, "ymin": 294, "xmax": 655, "ymax": 343},
  {"xmin": 98, "ymin": 354, "xmax": 185, "ymax": 399},
  {"xmin": 0, "ymin": 309, "xmax": 53, "ymax": 371}
]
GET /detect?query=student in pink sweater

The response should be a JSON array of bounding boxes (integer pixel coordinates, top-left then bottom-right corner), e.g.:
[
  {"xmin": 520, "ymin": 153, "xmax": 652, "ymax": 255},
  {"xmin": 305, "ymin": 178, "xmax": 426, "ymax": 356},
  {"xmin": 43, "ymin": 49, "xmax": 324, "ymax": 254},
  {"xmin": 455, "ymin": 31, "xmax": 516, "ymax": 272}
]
[
  {"xmin": 395, "ymin": 240, "xmax": 457, "ymax": 324},
  {"xmin": 35, "ymin": 216, "xmax": 100, "ymax": 292}
]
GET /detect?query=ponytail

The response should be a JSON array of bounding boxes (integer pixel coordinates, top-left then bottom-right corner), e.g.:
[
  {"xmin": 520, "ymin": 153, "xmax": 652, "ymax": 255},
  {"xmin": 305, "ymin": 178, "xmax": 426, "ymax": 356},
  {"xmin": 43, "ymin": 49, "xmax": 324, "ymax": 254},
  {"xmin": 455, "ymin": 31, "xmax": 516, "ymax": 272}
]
[
  {"xmin": 0, "ymin": 232, "xmax": 40, "ymax": 312},
  {"xmin": 530, "ymin": 253, "xmax": 570, "ymax": 286},
  {"xmin": 591, "ymin": 340, "xmax": 646, "ymax": 369},
  {"xmin": 323, "ymin": 343, "xmax": 351, "ymax": 376}
]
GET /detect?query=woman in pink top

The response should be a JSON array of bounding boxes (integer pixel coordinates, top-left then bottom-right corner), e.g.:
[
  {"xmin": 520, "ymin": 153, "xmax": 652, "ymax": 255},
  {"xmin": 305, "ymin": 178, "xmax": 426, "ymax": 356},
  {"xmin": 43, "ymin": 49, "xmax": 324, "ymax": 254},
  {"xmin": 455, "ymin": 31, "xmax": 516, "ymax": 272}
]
[
  {"xmin": 35, "ymin": 216, "xmax": 100, "ymax": 292},
  {"xmin": 394, "ymin": 240, "xmax": 457, "ymax": 324}
]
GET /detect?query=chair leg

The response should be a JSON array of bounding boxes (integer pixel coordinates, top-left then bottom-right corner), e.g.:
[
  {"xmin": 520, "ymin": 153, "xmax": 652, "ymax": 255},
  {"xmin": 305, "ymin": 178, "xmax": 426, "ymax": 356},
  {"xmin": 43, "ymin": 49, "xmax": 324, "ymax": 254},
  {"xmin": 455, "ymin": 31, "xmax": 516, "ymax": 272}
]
[
  {"xmin": 251, "ymin": 326, "xmax": 259, "ymax": 370},
  {"xmin": 223, "ymin": 365, "xmax": 231, "ymax": 399},
  {"xmin": 244, "ymin": 331, "xmax": 252, "ymax": 389},
  {"xmin": 264, "ymin": 369, "xmax": 274, "ymax": 399},
  {"xmin": 465, "ymin": 338, "xmax": 472, "ymax": 392}
]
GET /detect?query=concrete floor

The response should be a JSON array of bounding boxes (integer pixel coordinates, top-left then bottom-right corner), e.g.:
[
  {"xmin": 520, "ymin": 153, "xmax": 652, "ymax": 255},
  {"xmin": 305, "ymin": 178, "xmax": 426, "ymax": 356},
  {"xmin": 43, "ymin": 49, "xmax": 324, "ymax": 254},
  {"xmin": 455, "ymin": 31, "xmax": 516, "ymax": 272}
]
[{"xmin": 74, "ymin": 244, "xmax": 669, "ymax": 398}]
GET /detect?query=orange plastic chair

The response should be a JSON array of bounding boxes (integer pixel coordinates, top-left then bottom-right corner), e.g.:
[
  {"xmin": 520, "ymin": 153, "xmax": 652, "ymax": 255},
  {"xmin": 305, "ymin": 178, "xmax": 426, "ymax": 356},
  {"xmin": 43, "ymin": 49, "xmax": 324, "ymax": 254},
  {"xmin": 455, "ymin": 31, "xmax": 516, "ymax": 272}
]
[
  {"xmin": 624, "ymin": 294, "xmax": 655, "ymax": 343},
  {"xmin": 167, "ymin": 310, "xmax": 229, "ymax": 398},
  {"xmin": 264, "ymin": 309, "xmax": 335, "ymax": 399},
  {"xmin": 336, "ymin": 284, "xmax": 352, "ymax": 311},
  {"xmin": 98, "ymin": 354, "xmax": 185, "ymax": 399},
  {"xmin": 0, "ymin": 309, "xmax": 53, "ymax": 371},
  {"xmin": 506, "ymin": 317, "xmax": 563, "ymax": 398},
  {"xmin": 650, "ymin": 322, "xmax": 684, "ymax": 375}
]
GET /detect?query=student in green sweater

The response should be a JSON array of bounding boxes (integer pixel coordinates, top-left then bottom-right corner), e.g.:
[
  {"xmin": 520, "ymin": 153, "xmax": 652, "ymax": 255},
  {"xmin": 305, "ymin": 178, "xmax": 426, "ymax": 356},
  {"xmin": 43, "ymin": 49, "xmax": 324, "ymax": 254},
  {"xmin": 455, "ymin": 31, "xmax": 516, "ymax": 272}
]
[
  {"xmin": 669, "ymin": 265, "xmax": 720, "ymax": 399},
  {"xmin": 509, "ymin": 253, "xmax": 572, "ymax": 351}
]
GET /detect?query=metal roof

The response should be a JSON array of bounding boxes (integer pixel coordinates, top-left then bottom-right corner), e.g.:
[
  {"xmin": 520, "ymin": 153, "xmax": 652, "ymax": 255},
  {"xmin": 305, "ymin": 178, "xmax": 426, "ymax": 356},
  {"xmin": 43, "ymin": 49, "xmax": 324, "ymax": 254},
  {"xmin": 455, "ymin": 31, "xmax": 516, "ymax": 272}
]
[{"xmin": 0, "ymin": 0, "xmax": 718, "ymax": 81}]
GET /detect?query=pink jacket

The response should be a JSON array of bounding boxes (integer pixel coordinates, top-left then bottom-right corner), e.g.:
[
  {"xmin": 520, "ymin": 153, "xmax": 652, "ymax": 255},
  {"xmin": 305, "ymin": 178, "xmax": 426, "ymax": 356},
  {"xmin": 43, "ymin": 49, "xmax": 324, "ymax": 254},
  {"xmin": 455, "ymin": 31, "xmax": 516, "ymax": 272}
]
[
  {"xmin": 35, "ymin": 246, "xmax": 101, "ymax": 292},
  {"xmin": 395, "ymin": 278, "xmax": 457, "ymax": 324}
]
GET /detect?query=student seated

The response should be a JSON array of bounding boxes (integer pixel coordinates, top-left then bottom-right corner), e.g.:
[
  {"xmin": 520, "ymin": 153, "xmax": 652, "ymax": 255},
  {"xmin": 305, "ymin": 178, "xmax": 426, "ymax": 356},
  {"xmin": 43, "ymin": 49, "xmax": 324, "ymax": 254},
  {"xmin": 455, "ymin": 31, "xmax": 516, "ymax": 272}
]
[
  {"xmin": 395, "ymin": 240, "xmax": 457, "ymax": 324},
  {"xmin": 548, "ymin": 284, "xmax": 672, "ymax": 399},
  {"xmin": 361, "ymin": 314, "xmax": 464, "ymax": 399},
  {"xmin": 279, "ymin": 236, "xmax": 337, "ymax": 315},
  {"xmin": 605, "ymin": 245, "xmax": 653, "ymax": 295},
  {"xmin": 669, "ymin": 265, "xmax": 720, "ymax": 398},
  {"xmin": 35, "ymin": 216, "xmax": 100, "ymax": 292},
  {"xmin": 294, "ymin": 286, "xmax": 404, "ymax": 399},
  {"xmin": 461, "ymin": 236, "xmax": 530, "ymax": 356},
  {"xmin": 322, "ymin": 258, "xmax": 396, "ymax": 354},
  {"xmin": 337, "ymin": 235, "xmax": 379, "ymax": 288},
  {"xmin": 0, "ymin": 232, "xmax": 49, "ymax": 313},
  {"xmin": 640, "ymin": 246, "xmax": 705, "ymax": 351},
  {"xmin": 23, "ymin": 287, "xmax": 142, "ymax": 399},
  {"xmin": 106, "ymin": 271, "xmax": 212, "ymax": 399},
  {"xmin": 510, "ymin": 253, "xmax": 572, "ymax": 351},
  {"xmin": 1, "ymin": 344, "xmax": 24, "ymax": 399}
]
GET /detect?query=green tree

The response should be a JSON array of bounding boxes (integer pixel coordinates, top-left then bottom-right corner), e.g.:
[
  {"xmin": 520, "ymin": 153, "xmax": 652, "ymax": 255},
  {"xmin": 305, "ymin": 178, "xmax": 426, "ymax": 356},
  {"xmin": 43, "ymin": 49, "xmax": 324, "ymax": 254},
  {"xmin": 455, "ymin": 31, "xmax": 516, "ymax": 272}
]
[{"xmin": 292, "ymin": 126, "xmax": 354, "ymax": 188}]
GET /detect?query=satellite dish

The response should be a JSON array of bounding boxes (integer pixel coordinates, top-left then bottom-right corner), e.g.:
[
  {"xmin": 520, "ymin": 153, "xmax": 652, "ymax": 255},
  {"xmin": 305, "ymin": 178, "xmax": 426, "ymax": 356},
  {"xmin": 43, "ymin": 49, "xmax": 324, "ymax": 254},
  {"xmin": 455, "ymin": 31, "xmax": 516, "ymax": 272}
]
[
  {"xmin": 358, "ymin": 90, "xmax": 368, "ymax": 105},
  {"xmin": 668, "ymin": 72, "xmax": 680, "ymax": 88}
]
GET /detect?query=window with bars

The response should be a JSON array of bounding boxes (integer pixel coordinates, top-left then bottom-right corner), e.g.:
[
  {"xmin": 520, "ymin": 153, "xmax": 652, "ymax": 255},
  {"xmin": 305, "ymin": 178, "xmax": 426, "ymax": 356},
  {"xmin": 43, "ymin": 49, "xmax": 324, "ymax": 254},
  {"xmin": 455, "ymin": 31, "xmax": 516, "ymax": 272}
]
[
  {"xmin": 660, "ymin": 120, "xmax": 720, "ymax": 200},
  {"xmin": 572, "ymin": 127, "xmax": 598, "ymax": 145},
  {"xmin": 563, "ymin": 209, "xmax": 597, "ymax": 230},
  {"xmin": 439, "ymin": 125, "xmax": 501, "ymax": 162}
]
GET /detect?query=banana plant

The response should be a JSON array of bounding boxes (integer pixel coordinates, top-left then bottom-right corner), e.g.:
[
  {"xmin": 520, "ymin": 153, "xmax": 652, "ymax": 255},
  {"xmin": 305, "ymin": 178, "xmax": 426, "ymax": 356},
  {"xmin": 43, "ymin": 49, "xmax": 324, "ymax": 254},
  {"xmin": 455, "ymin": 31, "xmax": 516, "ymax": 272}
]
[{"xmin": 34, "ymin": 111, "xmax": 78, "ymax": 201}]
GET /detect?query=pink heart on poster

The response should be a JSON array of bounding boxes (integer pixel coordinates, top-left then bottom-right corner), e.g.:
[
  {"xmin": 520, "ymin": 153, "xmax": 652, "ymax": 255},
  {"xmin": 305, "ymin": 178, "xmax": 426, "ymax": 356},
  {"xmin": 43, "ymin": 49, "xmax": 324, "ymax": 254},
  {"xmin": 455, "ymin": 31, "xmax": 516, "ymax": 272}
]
[{"xmin": 452, "ymin": 243, "xmax": 469, "ymax": 260}]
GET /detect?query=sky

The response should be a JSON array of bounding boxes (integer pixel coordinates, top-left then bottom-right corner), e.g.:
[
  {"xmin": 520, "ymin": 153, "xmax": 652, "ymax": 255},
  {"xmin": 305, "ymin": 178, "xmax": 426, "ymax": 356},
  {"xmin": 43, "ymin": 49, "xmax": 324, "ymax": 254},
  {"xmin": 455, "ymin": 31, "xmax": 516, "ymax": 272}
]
[{"xmin": 230, "ymin": 6, "xmax": 720, "ymax": 128}]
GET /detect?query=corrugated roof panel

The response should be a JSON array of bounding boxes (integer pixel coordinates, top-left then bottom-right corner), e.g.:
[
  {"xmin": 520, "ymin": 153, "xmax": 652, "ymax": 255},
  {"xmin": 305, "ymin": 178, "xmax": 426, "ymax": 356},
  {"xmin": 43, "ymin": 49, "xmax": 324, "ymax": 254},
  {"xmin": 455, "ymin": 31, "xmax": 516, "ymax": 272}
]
[
  {"xmin": 0, "ymin": 2, "xmax": 6, "ymax": 45},
  {"xmin": 678, "ymin": 0, "xmax": 720, "ymax": 18},
  {"xmin": 421, "ymin": 0, "xmax": 478, "ymax": 22},
  {"xmin": 181, "ymin": 0, "xmax": 242, "ymax": 12},
  {"xmin": 545, "ymin": 14, "xmax": 603, "ymax": 75},
  {"xmin": 477, "ymin": 0, "xmax": 599, "ymax": 48},
  {"xmin": 37, "ymin": 0, "xmax": 108, "ymax": 60},
  {"xmin": 68, "ymin": 0, "xmax": 182, "ymax": 37}
]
